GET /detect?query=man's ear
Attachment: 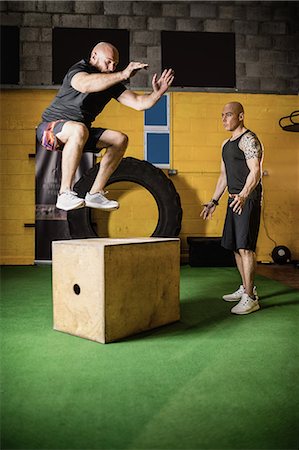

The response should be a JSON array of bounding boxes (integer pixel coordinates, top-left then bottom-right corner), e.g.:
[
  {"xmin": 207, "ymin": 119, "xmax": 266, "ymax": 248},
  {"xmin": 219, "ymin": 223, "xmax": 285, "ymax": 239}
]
[{"xmin": 239, "ymin": 112, "xmax": 244, "ymax": 121}]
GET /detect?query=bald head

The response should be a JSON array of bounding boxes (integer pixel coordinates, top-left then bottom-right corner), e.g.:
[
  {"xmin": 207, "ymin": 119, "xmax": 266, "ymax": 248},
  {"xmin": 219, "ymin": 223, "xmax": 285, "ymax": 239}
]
[
  {"xmin": 222, "ymin": 101, "xmax": 245, "ymax": 133},
  {"xmin": 90, "ymin": 42, "xmax": 119, "ymax": 72},
  {"xmin": 224, "ymin": 102, "xmax": 244, "ymax": 115},
  {"xmin": 91, "ymin": 42, "xmax": 118, "ymax": 56}
]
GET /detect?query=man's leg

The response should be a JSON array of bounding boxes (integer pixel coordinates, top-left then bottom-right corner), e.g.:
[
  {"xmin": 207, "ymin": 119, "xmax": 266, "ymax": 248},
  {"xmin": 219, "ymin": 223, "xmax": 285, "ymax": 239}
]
[
  {"xmin": 238, "ymin": 249, "xmax": 257, "ymax": 298},
  {"xmin": 234, "ymin": 251, "xmax": 245, "ymax": 286},
  {"xmin": 222, "ymin": 252, "xmax": 247, "ymax": 301},
  {"xmin": 89, "ymin": 130, "xmax": 128, "ymax": 194},
  {"xmin": 230, "ymin": 248, "xmax": 260, "ymax": 314},
  {"xmin": 56, "ymin": 121, "xmax": 89, "ymax": 193},
  {"xmin": 53, "ymin": 121, "xmax": 89, "ymax": 211}
]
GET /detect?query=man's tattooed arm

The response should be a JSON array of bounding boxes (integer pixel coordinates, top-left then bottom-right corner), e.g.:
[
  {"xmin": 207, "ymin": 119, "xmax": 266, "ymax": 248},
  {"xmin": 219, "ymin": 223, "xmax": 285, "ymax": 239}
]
[{"xmin": 239, "ymin": 132, "xmax": 263, "ymax": 160}]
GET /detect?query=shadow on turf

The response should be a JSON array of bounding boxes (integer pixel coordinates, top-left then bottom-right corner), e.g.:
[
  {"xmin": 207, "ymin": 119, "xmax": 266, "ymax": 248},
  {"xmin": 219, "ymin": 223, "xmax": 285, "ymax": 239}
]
[
  {"xmin": 121, "ymin": 285, "xmax": 299, "ymax": 343},
  {"xmin": 122, "ymin": 295, "xmax": 232, "ymax": 343}
]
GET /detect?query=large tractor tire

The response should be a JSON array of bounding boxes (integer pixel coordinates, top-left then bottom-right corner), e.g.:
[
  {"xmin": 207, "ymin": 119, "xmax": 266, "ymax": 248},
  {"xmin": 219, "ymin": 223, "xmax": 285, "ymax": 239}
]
[{"xmin": 67, "ymin": 157, "xmax": 182, "ymax": 239}]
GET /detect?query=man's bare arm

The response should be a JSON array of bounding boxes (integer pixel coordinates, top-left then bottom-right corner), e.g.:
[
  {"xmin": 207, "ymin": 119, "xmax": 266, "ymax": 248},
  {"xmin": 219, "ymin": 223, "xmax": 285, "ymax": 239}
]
[
  {"xmin": 200, "ymin": 158, "xmax": 227, "ymax": 220},
  {"xmin": 117, "ymin": 69, "xmax": 174, "ymax": 111},
  {"xmin": 71, "ymin": 61, "xmax": 149, "ymax": 93},
  {"xmin": 229, "ymin": 133, "xmax": 263, "ymax": 214}
]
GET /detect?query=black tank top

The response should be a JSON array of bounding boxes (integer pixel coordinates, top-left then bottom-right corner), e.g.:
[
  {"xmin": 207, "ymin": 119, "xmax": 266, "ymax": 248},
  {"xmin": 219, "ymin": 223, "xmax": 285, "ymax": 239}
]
[{"xmin": 222, "ymin": 129, "xmax": 261, "ymax": 196}]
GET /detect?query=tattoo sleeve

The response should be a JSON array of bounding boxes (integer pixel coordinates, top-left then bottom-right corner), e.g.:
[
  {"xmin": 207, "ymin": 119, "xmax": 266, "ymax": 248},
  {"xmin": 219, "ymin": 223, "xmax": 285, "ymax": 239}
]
[{"xmin": 239, "ymin": 132, "xmax": 263, "ymax": 160}]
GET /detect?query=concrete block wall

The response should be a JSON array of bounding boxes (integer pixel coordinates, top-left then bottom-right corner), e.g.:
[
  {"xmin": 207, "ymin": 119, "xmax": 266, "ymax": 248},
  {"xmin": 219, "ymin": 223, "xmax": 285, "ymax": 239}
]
[{"xmin": 1, "ymin": 1, "xmax": 299, "ymax": 93}]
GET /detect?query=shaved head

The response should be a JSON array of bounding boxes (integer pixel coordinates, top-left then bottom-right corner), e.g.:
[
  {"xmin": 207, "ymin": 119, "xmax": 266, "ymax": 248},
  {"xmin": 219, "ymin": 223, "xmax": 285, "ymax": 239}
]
[
  {"xmin": 224, "ymin": 102, "xmax": 244, "ymax": 115},
  {"xmin": 89, "ymin": 41, "xmax": 119, "ymax": 72},
  {"xmin": 222, "ymin": 101, "xmax": 245, "ymax": 134},
  {"xmin": 91, "ymin": 42, "xmax": 118, "ymax": 56}
]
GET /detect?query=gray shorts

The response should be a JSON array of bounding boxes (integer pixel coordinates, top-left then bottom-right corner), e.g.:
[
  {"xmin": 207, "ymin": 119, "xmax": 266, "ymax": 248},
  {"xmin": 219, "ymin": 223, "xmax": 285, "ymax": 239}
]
[{"xmin": 36, "ymin": 120, "xmax": 106, "ymax": 153}]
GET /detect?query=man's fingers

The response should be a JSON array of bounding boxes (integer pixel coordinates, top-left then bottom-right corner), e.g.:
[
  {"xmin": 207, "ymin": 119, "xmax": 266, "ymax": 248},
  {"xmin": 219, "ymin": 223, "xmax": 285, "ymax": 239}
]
[
  {"xmin": 167, "ymin": 75, "xmax": 174, "ymax": 85},
  {"xmin": 159, "ymin": 68, "xmax": 174, "ymax": 79},
  {"xmin": 130, "ymin": 62, "xmax": 149, "ymax": 70}
]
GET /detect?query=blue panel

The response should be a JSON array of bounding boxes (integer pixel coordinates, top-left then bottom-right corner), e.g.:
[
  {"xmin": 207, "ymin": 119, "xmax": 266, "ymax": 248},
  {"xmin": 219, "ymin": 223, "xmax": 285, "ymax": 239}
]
[
  {"xmin": 146, "ymin": 133, "xmax": 169, "ymax": 165},
  {"xmin": 145, "ymin": 96, "xmax": 168, "ymax": 126}
]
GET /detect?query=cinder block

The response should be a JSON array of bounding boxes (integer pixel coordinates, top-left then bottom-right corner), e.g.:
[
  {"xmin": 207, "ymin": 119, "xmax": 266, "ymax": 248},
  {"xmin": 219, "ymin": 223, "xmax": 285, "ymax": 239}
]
[
  {"xmin": 133, "ymin": 2, "xmax": 162, "ymax": 16},
  {"xmin": 148, "ymin": 17, "xmax": 176, "ymax": 31},
  {"xmin": 176, "ymin": 19, "xmax": 204, "ymax": 32},
  {"xmin": 162, "ymin": 3, "xmax": 189, "ymax": 17},
  {"xmin": 190, "ymin": 3, "xmax": 217, "ymax": 18},
  {"xmin": 23, "ymin": 12, "xmax": 52, "ymax": 27},
  {"xmin": 204, "ymin": 19, "xmax": 232, "ymax": 33},
  {"xmin": 52, "ymin": 238, "xmax": 180, "ymax": 343},
  {"xmin": 118, "ymin": 16, "xmax": 146, "ymax": 30}
]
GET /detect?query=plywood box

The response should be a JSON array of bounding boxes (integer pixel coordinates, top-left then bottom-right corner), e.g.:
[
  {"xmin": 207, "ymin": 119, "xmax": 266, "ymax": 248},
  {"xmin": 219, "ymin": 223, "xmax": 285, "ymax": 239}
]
[{"xmin": 52, "ymin": 238, "xmax": 180, "ymax": 343}]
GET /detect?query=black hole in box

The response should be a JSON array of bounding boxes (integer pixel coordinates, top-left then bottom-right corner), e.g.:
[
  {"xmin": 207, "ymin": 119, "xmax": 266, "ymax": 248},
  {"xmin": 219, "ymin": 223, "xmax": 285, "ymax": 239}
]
[{"xmin": 73, "ymin": 284, "xmax": 81, "ymax": 295}]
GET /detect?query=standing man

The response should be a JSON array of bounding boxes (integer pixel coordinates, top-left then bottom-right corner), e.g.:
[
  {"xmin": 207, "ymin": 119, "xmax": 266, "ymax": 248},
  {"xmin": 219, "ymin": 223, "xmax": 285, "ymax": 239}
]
[
  {"xmin": 200, "ymin": 102, "xmax": 263, "ymax": 315},
  {"xmin": 37, "ymin": 42, "xmax": 174, "ymax": 211}
]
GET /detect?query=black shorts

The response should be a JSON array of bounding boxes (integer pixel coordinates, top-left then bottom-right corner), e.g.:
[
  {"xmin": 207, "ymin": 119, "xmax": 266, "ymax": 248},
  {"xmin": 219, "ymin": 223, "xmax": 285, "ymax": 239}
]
[
  {"xmin": 221, "ymin": 188, "xmax": 262, "ymax": 252},
  {"xmin": 36, "ymin": 120, "xmax": 106, "ymax": 153}
]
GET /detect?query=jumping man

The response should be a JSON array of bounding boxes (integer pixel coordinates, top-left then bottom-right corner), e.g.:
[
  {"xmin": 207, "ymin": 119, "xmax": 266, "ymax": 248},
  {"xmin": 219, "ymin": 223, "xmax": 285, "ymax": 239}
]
[{"xmin": 37, "ymin": 42, "xmax": 174, "ymax": 211}]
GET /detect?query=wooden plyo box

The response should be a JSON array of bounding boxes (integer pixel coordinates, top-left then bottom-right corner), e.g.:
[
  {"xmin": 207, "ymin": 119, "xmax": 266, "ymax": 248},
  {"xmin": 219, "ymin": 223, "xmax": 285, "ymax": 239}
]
[{"xmin": 52, "ymin": 238, "xmax": 180, "ymax": 343}]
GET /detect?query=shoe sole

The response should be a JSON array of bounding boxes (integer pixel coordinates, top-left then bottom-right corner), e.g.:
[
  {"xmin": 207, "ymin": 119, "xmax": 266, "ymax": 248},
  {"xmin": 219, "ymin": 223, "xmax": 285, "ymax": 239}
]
[
  {"xmin": 223, "ymin": 290, "xmax": 258, "ymax": 302},
  {"xmin": 231, "ymin": 304, "xmax": 260, "ymax": 315},
  {"xmin": 223, "ymin": 296, "xmax": 242, "ymax": 302},
  {"xmin": 56, "ymin": 201, "xmax": 85, "ymax": 211},
  {"xmin": 85, "ymin": 201, "xmax": 119, "ymax": 210}
]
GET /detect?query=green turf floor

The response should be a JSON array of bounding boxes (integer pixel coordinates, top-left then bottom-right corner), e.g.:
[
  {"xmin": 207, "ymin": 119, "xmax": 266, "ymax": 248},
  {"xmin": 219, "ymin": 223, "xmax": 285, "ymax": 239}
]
[{"xmin": 1, "ymin": 265, "xmax": 298, "ymax": 450}]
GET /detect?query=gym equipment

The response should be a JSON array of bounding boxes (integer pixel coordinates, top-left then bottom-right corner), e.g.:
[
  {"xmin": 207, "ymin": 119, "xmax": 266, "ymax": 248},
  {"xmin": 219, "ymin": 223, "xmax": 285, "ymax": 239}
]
[
  {"xmin": 35, "ymin": 146, "xmax": 182, "ymax": 260},
  {"xmin": 187, "ymin": 237, "xmax": 235, "ymax": 267},
  {"xmin": 52, "ymin": 237, "xmax": 180, "ymax": 343},
  {"xmin": 35, "ymin": 138, "xmax": 94, "ymax": 261},
  {"xmin": 279, "ymin": 110, "xmax": 299, "ymax": 132},
  {"xmin": 68, "ymin": 157, "xmax": 182, "ymax": 239},
  {"xmin": 271, "ymin": 245, "xmax": 292, "ymax": 265}
]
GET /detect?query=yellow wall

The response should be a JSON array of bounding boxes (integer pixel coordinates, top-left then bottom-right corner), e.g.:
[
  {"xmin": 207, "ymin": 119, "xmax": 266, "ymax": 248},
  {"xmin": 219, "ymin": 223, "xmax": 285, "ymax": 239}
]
[
  {"xmin": 1, "ymin": 90, "xmax": 298, "ymax": 264},
  {"xmin": 171, "ymin": 92, "xmax": 299, "ymax": 262}
]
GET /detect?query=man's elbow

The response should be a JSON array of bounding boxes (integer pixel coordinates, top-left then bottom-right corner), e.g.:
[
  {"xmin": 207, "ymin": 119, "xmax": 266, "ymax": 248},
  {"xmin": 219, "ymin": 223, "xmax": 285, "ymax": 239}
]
[
  {"xmin": 129, "ymin": 103, "xmax": 146, "ymax": 112},
  {"xmin": 71, "ymin": 81, "xmax": 89, "ymax": 94}
]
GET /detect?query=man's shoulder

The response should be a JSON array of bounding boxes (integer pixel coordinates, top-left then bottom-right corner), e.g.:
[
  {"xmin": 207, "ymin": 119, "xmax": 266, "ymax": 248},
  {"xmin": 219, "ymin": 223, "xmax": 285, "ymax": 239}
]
[
  {"xmin": 239, "ymin": 130, "xmax": 263, "ymax": 159},
  {"xmin": 244, "ymin": 129, "xmax": 259, "ymax": 140},
  {"xmin": 68, "ymin": 58, "xmax": 91, "ymax": 75},
  {"xmin": 221, "ymin": 138, "xmax": 230, "ymax": 149},
  {"xmin": 240, "ymin": 130, "xmax": 261, "ymax": 146}
]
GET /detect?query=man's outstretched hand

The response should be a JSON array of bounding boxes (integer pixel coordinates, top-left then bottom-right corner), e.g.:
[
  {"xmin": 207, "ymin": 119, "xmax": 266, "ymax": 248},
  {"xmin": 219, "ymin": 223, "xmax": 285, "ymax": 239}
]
[
  {"xmin": 122, "ymin": 61, "xmax": 149, "ymax": 80},
  {"xmin": 200, "ymin": 202, "xmax": 216, "ymax": 220},
  {"xmin": 152, "ymin": 69, "xmax": 175, "ymax": 95}
]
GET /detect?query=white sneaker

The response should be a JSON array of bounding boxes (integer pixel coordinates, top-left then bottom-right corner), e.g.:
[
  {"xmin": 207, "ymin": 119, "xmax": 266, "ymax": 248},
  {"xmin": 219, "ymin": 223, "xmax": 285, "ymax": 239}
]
[
  {"xmin": 231, "ymin": 294, "xmax": 260, "ymax": 315},
  {"xmin": 223, "ymin": 285, "xmax": 257, "ymax": 302},
  {"xmin": 56, "ymin": 190, "xmax": 85, "ymax": 211},
  {"xmin": 85, "ymin": 191, "xmax": 119, "ymax": 210}
]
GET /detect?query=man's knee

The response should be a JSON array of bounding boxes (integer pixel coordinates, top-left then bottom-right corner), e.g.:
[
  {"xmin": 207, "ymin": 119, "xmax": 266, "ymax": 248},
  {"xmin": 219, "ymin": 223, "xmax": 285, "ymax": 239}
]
[
  {"xmin": 115, "ymin": 132, "xmax": 128, "ymax": 153},
  {"xmin": 111, "ymin": 132, "xmax": 129, "ymax": 153},
  {"xmin": 239, "ymin": 248, "xmax": 255, "ymax": 258},
  {"xmin": 59, "ymin": 122, "xmax": 89, "ymax": 144},
  {"xmin": 71, "ymin": 122, "xmax": 89, "ymax": 143}
]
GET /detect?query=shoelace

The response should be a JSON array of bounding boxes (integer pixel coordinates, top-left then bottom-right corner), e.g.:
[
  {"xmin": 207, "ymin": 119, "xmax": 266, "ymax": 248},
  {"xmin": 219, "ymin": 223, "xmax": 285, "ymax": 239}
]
[
  {"xmin": 240, "ymin": 295, "xmax": 256, "ymax": 305},
  {"xmin": 91, "ymin": 191, "xmax": 109, "ymax": 198},
  {"xmin": 234, "ymin": 287, "xmax": 244, "ymax": 295}
]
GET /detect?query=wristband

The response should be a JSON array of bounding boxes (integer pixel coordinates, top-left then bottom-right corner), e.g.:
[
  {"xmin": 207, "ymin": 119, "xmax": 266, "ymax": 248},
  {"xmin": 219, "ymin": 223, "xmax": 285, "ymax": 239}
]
[{"xmin": 211, "ymin": 199, "xmax": 219, "ymax": 206}]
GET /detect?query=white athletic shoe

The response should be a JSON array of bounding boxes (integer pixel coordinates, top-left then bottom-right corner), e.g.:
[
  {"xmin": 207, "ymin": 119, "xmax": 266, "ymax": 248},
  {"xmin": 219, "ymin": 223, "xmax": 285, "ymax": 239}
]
[
  {"xmin": 231, "ymin": 294, "xmax": 260, "ymax": 315},
  {"xmin": 56, "ymin": 190, "xmax": 85, "ymax": 211},
  {"xmin": 85, "ymin": 191, "xmax": 119, "ymax": 210},
  {"xmin": 223, "ymin": 284, "xmax": 257, "ymax": 302}
]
